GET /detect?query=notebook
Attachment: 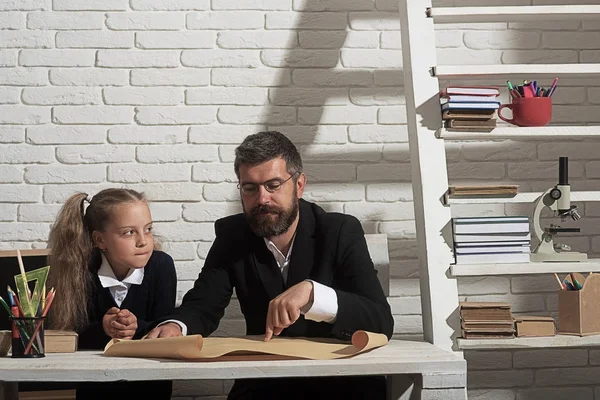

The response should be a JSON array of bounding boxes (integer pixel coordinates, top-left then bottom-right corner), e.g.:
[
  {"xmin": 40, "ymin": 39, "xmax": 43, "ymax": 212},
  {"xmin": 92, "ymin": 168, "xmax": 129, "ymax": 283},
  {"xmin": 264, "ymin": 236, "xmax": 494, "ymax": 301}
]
[
  {"xmin": 441, "ymin": 102, "xmax": 500, "ymax": 111},
  {"xmin": 442, "ymin": 109, "xmax": 496, "ymax": 120},
  {"xmin": 445, "ymin": 119, "xmax": 497, "ymax": 128}
]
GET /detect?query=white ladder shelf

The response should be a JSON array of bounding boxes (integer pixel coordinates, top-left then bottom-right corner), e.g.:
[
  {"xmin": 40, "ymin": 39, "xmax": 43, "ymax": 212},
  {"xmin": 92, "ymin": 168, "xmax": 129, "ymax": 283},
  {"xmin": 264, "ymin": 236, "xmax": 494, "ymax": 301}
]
[
  {"xmin": 398, "ymin": 1, "xmax": 600, "ymax": 355},
  {"xmin": 429, "ymin": 5, "xmax": 600, "ymax": 23}
]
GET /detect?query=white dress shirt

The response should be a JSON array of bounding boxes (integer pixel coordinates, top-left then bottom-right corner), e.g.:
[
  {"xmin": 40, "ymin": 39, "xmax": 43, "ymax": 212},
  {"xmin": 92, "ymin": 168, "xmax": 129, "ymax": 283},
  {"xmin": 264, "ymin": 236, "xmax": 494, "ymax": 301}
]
[
  {"xmin": 263, "ymin": 237, "xmax": 338, "ymax": 323},
  {"xmin": 165, "ymin": 235, "xmax": 339, "ymax": 335},
  {"xmin": 98, "ymin": 253, "xmax": 145, "ymax": 307}
]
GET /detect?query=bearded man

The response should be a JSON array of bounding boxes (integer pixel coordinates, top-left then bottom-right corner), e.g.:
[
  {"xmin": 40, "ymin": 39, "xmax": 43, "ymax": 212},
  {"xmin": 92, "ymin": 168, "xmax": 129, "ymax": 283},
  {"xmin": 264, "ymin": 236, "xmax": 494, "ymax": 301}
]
[{"xmin": 148, "ymin": 131, "xmax": 393, "ymax": 400}]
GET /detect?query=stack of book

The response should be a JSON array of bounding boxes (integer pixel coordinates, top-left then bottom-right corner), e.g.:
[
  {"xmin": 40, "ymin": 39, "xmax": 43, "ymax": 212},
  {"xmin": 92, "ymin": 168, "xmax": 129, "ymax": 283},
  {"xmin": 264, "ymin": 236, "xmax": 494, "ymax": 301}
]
[
  {"xmin": 460, "ymin": 302, "xmax": 515, "ymax": 339},
  {"xmin": 453, "ymin": 216, "xmax": 531, "ymax": 265},
  {"xmin": 440, "ymin": 86, "xmax": 500, "ymax": 132}
]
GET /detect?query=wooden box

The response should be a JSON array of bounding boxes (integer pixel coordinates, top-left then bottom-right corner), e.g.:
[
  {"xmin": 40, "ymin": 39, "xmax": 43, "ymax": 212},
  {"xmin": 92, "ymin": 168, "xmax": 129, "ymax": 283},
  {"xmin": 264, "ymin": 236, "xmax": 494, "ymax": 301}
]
[
  {"xmin": 558, "ymin": 273, "xmax": 600, "ymax": 336},
  {"xmin": 514, "ymin": 316, "xmax": 555, "ymax": 337}
]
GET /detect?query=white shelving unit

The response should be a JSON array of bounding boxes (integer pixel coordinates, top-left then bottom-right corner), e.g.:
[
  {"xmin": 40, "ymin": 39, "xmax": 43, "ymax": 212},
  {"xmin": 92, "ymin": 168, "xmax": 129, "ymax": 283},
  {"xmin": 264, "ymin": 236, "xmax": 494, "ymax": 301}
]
[
  {"xmin": 435, "ymin": 64, "xmax": 600, "ymax": 79},
  {"xmin": 457, "ymin": 335, "xmax": 600, "ymax": 350},
  {"xmin": 447, "ymin": 191, "xmax": 600, "ymax": 205},
  {"xmin": 398, "ymin": 1, "xmax": 600, "ymax": 355},
  {"xmin": 439, "ymin": 126, "xmax": 600, "ymax": 140},
  {"xmin": 451, "ymin": 261, "xmax": 600, "ymax": 277},
  {"xmin": 429, "ymin": 6, "xmax": 600, "ymax": 23}
]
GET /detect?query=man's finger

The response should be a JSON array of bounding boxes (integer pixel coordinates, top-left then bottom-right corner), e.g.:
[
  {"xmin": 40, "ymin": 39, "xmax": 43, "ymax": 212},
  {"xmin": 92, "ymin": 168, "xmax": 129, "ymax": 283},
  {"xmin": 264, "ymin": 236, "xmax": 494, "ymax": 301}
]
[
  {"xmin": 278, "ymin": 307, "xmax": 292, "ymax": 327},
  {"xmin": 289, "ymin": 308, "xmax": 301, "ymax": 324},
  {"xmin": 272, "ymin": 304, "xmax": 281, "ymax": 328},
  {"xmin": 264, "ymin": 326, "xmax": 273, "ymax": 342},
  {"xmin": 145, "ymin": 328, "xmax": 160, "ymax": 339},
  {"xmin": 107, "ymin": 307, "xmax": 120, "ymax": 315},
  {"xmin": 264, "ymin": 301, "xmax": 275, "ymax": 341},
  {"xmin": 118, "ymin": 309, "xmax": 131, "ymax": 318}
]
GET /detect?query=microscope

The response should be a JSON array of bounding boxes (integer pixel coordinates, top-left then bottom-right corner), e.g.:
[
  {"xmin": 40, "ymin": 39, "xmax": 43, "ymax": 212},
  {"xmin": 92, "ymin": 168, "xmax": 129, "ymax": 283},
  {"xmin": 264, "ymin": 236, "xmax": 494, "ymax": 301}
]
[{"xmin": 530, "ymin": 156, "xmax": 587, "ymax": 262}]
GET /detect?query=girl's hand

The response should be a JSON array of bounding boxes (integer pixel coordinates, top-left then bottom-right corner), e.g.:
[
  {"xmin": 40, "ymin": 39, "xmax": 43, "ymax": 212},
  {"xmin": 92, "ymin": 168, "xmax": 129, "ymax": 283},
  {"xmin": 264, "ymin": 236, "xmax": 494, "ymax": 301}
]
[
  {"xmin": 102, "ymin": 307, "xmax": 121, "ymax": 338},
  {"xmin": 112, "ymin": 309, "xmax": 138, "ymax": 340}
]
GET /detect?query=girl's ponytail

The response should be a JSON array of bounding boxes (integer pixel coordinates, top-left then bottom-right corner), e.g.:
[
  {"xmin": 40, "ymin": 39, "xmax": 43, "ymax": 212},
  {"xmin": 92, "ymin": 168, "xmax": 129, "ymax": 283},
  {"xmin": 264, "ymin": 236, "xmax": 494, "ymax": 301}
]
[{"xmin": 47, "ymin": 192, "xmax": 93, "ymax": 330}]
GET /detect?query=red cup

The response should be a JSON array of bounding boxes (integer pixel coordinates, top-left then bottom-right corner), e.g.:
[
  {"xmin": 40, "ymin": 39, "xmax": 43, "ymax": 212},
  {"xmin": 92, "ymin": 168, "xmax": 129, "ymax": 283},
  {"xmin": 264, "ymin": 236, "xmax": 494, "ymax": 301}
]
[{"xmin": 498, "ymin": 97, "xmax": 552, "ymax": 127}]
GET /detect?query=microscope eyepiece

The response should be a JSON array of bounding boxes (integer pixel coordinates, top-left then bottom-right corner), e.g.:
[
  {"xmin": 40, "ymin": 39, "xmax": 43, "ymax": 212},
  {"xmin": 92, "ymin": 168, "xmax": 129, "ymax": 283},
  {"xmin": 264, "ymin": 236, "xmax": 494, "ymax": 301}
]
[{"xmin": 559, "ymin": 156, "xmax": 568, "ymax": 185}]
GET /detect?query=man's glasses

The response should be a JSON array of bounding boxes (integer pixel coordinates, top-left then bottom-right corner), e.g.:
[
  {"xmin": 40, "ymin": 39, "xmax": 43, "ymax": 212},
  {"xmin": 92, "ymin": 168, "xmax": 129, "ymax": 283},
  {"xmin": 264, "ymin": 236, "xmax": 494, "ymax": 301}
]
[{"xmin": 238, "ymin": 172, "xmax": 299, "ymax": 196}]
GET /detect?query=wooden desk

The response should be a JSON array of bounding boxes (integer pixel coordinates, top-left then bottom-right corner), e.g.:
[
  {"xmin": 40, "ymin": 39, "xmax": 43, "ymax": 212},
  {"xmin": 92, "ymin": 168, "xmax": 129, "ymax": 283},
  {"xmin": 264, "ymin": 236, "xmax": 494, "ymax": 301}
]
[{"xmin": 0, "ymin": 340, "xmax": 466, "ymax": 400}]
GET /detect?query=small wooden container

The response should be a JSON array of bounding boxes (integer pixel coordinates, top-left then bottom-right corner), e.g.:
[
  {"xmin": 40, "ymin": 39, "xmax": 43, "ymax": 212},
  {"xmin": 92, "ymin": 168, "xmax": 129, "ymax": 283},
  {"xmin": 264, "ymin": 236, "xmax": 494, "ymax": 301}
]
[{"xmin": 558, "ymin": 273, "xmax": 600, "ymax": 336}]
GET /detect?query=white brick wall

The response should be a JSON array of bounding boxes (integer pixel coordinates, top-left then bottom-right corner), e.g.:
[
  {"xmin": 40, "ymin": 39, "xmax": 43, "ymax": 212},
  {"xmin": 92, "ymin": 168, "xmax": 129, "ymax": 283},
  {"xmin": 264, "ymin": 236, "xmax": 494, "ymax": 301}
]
[{"xmin": 2, "ymin": 0, "xmax": 600, "ymax": 398}]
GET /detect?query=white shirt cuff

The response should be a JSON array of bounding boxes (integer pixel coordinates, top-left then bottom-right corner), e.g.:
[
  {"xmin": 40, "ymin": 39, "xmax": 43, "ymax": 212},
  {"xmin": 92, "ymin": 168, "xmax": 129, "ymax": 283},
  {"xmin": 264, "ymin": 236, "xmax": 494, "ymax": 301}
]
[
  {"xmin": 302, "ymin": 280, "xmax": 338, "ymax": 323},
  {"xmin": 159, "ymin": 319, "xmax": 188, "ymax": 336}
]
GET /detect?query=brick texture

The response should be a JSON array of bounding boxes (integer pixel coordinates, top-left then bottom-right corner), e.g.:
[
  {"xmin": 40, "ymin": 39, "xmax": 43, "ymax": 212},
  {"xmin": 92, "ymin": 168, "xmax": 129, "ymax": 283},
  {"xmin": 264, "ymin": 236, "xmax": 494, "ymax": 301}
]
[{"xmin": 2, "ymin": 1, "xmax": 599, "ymax": 398}]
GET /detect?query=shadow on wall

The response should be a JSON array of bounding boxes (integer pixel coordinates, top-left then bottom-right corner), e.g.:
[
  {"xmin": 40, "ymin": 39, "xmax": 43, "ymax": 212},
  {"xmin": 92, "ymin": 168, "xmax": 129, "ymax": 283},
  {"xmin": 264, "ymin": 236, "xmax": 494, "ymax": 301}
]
[
  {"xmin": 256, "ymin": 0, "xmax": 598, "ymax": 220},
  {"xmin": 255, "ymin": 0, "xmax": 410, "ymax": 223},
  {"xmin": 248, "ymin": 0, "xmax": 600, "ymax": 309}
]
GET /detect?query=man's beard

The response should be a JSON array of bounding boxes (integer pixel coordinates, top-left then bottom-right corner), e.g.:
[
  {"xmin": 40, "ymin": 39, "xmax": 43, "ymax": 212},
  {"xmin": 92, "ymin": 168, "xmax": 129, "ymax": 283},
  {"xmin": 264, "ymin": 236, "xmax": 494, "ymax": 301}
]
[{"xmin": 244, "ymin": 197, "xmax": 299, "ymax": 238}]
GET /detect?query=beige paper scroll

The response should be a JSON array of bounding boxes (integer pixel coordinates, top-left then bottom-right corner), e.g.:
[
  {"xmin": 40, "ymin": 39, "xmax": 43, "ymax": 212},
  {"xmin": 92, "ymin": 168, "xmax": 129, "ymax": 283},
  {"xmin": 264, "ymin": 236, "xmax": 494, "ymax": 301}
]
[{"xmin": 103, "ymin": 331, "xmax": 388, "ymax": 361}]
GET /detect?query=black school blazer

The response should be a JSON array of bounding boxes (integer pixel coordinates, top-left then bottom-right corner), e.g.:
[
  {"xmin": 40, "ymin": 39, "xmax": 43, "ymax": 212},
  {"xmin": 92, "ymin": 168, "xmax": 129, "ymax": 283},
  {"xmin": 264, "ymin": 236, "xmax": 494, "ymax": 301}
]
[{"xmin": 78, "ymin": 249, "xmax": 177, "ymax": 349}]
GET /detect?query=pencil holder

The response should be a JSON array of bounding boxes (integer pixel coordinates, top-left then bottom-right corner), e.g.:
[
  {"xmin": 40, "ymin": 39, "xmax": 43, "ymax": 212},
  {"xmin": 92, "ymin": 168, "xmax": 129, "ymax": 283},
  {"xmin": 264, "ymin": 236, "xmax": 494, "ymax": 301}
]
[
  {"xmin": 10, "ymin": 316, "xmax": 45, "ymax": 358},
  {"xmin": 558, "ymin": 273, "xmax": 600, "ymax": 336}
]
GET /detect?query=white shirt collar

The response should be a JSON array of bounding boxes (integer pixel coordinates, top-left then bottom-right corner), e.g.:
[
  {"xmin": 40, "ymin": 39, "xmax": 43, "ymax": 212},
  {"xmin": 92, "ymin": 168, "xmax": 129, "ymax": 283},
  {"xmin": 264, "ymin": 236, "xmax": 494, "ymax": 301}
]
[
  {"xmin": 265, "ymin": 234, "xmax": 295, "ymax": 259},
  {"xmin": 97, "ymin": 252, "xmax": 145, "ymax": 289}
]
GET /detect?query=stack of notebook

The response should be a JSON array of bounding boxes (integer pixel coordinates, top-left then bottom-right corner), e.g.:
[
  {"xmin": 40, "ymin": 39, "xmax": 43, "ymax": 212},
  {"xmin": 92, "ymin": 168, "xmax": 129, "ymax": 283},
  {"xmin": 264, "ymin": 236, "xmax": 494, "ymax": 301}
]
[
  {"xmin": 452, "ymin": 216, "xmax": 531, "ymax": 265},
  {"xmin": 440, "ymin": 86, "xmax": 500, "ymax": 132},
  {"xmin": 460, "ymin": 302, "xmax": 515, "ymax": 339}
]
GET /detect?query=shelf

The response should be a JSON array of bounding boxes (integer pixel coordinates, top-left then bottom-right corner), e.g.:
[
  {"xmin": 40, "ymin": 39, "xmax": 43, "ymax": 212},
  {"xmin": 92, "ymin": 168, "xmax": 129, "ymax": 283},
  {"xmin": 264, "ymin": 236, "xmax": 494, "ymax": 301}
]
[
  {"xmin": 458, "ymin": 334, "xmax": 600, "ymax": 350},
  {"xmin": 438, "ymin": 126, "xmax": 600, "ymax": 140},
  {"xmin": 451, "ymin": 260, "xmax": 600, "ymax": 276},
  {"xmin": 429, "ymin": 5, "xmax": 600, "ymax": 24},
  {"xmin": 434, "ymin": 64, "xmax": 600, "ymax": 79},
  {"xmin": 447, "ymin": 190, "xmax": 600, "ymax": 205}
]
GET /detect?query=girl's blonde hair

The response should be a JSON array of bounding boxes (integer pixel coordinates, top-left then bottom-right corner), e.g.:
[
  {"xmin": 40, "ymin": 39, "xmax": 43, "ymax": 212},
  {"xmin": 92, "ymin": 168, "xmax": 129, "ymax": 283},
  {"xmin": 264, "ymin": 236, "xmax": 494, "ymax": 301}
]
[{"xmin": 47, "ymin": 188, "xmax": 147, "ymax": 331}]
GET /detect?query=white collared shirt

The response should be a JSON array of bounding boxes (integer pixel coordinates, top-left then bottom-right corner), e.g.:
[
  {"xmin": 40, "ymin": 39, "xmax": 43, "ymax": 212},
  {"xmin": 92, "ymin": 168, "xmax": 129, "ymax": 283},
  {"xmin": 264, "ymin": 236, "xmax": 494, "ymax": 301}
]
[
  {"xmin": 98, "ymin": 253, "xmax": 145, "ymax": 307},
  {"xmin": 263, "ymin": 237, "xmax": 338, "ymax": 324}
]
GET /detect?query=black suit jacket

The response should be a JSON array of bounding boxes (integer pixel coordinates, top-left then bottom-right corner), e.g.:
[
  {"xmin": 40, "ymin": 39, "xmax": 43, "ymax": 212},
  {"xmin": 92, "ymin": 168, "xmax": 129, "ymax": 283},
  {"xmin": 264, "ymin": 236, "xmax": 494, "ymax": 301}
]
[
  {"xmin": 173, "ymin": 199, "xmax": 394, "ymax": 341},
  {"xmin": 79, "ymin": 249, "xmax": 177, "ymax": 349}
]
